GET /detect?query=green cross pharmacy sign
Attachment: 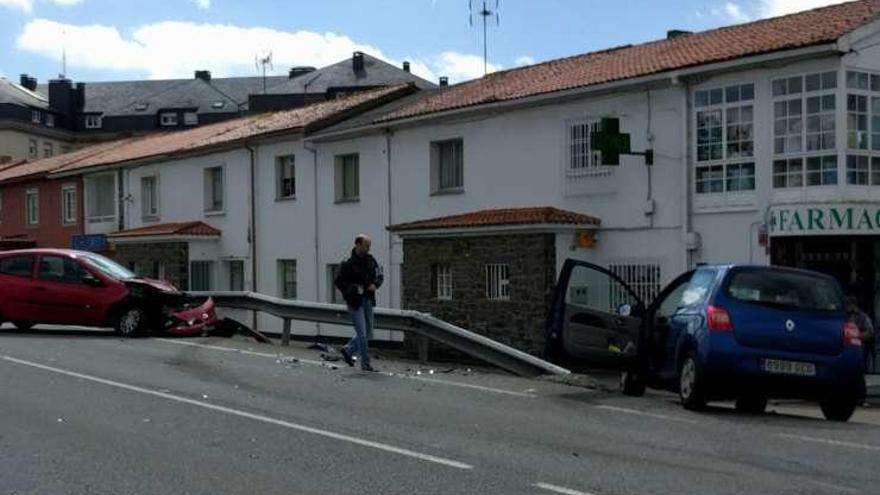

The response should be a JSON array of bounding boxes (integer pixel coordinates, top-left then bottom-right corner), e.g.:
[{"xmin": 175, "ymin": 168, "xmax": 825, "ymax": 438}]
[{"xmin": 769, "ymin": 204, "xmax": 880, "ymax": 236}]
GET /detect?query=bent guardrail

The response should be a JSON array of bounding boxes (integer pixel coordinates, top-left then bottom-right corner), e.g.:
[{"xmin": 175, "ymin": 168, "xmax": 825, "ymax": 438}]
[{"xmin": 191, "ymin": 291, "xmax": 569, "ymax": 378}]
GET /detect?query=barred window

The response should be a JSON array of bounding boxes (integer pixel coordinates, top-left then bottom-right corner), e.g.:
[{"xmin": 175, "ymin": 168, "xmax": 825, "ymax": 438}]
[
  {"xmin": 609, "ymin": 263, "xmax": 662, "ymax": 307},
  {"xmin": 278, "ymin": 259, "xmax": 297, "ymax": 299},
  {"xmin": 567, "ymin": 120, "xmax": 603, "ymax": 174},
  {"xmin": 432, "ymin": 264, "xmax": 453, "ymax": 300},
  {"xmin": 190, "ymin": 261, "xmax": 214, "ymax": 291},
  {"xmin": 485, "ymin": 264, "xmax": 510, "ymax": 301}
]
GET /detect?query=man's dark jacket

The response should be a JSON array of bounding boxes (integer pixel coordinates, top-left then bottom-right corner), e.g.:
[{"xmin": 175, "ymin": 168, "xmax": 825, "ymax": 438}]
[{"xmin": 334, "ymin": 248, "xmax": 383, "ymax": 308}]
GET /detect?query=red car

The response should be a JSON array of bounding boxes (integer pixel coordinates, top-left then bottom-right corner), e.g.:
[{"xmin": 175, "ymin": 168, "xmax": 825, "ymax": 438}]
[{"xmin": 0, "ymin": 249, "xmax": 216, "ymax": 337}]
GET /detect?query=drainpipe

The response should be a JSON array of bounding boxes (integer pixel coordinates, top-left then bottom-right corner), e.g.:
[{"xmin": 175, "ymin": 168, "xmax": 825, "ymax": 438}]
[
  {"xmin": 681, "ymin": 78, "xmax": 694, "ymax": 272},
  {"xmin": 303, "ymin": 139, "xmax": 321, "ymax": 339},
  {"xmin": 384, "ymin": 129, "xmax": 394, "ymax": 310},
  {"xmin": 245, "ymin": 144, "xmax": 258, "ymax": 331},
  {"xmin": 645, "ymin": 89, "xmax": 654, "ymax": 230}
]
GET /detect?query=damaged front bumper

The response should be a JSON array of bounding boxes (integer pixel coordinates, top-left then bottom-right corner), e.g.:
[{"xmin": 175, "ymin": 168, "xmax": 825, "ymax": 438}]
[{"xmin": 163, "ymin": 297, "xmax": 218, "ymax": 337}]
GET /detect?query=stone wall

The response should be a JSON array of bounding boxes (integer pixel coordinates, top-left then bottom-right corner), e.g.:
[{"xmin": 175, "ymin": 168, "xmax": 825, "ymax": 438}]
[
  {"xmin": 402, "ymin": 233, "xmax": 557, "ymax": 356},
  {"xmin": 112, "ymin": 242, "xmax": 189, "ymax": 289}
]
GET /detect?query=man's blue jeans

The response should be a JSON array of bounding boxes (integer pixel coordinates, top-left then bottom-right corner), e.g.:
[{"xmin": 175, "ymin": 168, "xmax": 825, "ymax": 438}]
[{"xmin": 344, "ymin": 299, "xmax": 373, "ymax": 366}]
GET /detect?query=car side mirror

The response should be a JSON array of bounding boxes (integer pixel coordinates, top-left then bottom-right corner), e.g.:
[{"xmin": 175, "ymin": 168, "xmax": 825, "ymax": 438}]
[
  {"xmin": 83, "ymin": 274, "xmax": 103, "ymax": 287},
  {"xmin": 617, "ymin": 303, "xmax": 632, "ymax": 317}
]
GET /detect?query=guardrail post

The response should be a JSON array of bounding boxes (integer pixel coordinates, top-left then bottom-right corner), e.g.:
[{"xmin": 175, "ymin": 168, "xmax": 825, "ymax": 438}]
[{"xmin": 282, "ymin": 318, "xmax": 291, "ymax": 346}]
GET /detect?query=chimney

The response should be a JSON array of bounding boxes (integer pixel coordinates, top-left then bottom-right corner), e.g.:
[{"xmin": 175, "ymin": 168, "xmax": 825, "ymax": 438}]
[
  {"xmin": 402, "ymin": 61, "xmax": 411, "ymax": 73},
  {"xmin": 19, "ymin": 74, "xmax": 37, "ymax": 91},
  {"xmin": 48, "ymin": 78, "xmax": 76, "ymax": 128},
  {"xmin": 352, "ymin": 51, "xmax": 365, "ymax": 72},
  {"xmin": 439, "ymin": 77, "xmax": 449, "ymax": 87},
  {"xmin": 194, "ymin": 70, "xmax": 211, "ymax": 82},
  {"xmin": 288, "ymin": 66, "xmax": 316, "ymax": 79},
  {"xmin": 75, "ymin": 82, "xmax": 86, "ymax": 111},
  {"xmin": 667, "ymin": 30, "xmax": 692, "ymax": 40}
]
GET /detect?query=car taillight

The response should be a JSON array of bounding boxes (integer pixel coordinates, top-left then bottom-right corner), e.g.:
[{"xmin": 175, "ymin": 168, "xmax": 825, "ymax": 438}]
[
  {"xmin": 707, "ymin": 305, "xmax": 733, "ymax": 332},
  {"xmin": 843, "ymin": 321, "xmax": 862, "ymax": 347}
]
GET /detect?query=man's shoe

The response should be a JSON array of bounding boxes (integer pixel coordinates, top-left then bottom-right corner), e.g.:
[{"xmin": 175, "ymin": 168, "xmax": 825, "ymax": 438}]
[
  {"xmin": 361, "ymin": 363, "xmax": 377, "ymax": 372},
  {"xmin": 339, "ymin": 348, "xmax": 355, "ymax": 367}
]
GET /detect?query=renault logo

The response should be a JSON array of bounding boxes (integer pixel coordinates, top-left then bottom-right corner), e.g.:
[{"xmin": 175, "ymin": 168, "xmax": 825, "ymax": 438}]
[{"xmin": 785, "ymin": 319, "xmax": 796, "ymax": 332}]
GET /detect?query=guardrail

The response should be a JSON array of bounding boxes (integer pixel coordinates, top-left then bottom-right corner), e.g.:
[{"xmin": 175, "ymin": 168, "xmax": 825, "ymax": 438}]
[{"xmin": 191, "ymin": 291, "xmax": 570, "ymax": 378}]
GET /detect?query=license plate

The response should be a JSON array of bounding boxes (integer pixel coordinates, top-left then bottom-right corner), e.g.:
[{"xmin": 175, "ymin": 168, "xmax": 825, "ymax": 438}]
[{"xmin": 763, "ymin": 359, "xmax": 816, "ymax": 376}]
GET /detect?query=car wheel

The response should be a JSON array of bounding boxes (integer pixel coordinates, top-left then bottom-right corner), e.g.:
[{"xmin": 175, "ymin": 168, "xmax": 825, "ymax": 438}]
[
  {"xmin": 820, "ymin": 396, "xmax": 858, "ymax": 422},
  {"xmin": 735, "ymin": 395, "xmax": 768, "ymax": 414},
  {"xmin": 679, "ymin": 352, "xmax": 707, "ymax": 410},
  {"xmin": 12, "ymin": 321, "xmax": 34, "ymax": 331},
  {"xmin": 620, "ymin": 370, "xmax": 647, "ymax": 397},
  {"xmin": 115, "ymin": 307, "xmax": 147, "ymax": 337}
]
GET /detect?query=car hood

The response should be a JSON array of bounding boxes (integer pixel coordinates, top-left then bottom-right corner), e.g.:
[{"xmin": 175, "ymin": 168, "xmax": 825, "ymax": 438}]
[{"xmin": 126, "ymin": 278, "xmax": 182, "ymax": 295}]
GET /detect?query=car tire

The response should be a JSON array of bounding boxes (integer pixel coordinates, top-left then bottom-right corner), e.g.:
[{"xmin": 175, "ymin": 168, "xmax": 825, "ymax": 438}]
[
  {"xmin": 735, "ymin": 395, "xmax": 768, "ymax": 414},
  {"xmin": 12, "ymin": 321, "xmax": 34, "ymax": 331},
  {"xmin": 820, "ymin": 396, "xmax": 858, "ymax": 422},
  {"xmin": 114, "ymin": 307, "xmax": 147, "ymax": 338},
  {"xmin": 620, "ymin": 370, "xmax": 647, "ymax": 397},
  {"xmin": 679, "ymin": 352, "xmax": 707, "ymax": 411}
]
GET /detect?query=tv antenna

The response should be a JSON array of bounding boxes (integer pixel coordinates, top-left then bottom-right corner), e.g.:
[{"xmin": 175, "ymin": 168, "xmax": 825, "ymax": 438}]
[
  {"xmin": 469, "ymin": 0, "xmax": 499, "ymax": 76},
  {"xmin": 60, "ymin": 27, "xmax": 67, "ymax": 79},
  {"xmin": 255, "ymin": 51, "xmax": 273, "ymax": 93}
]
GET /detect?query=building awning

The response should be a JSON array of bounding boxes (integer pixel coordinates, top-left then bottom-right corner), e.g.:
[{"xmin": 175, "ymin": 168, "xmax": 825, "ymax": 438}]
[
  {"xmin": 387, "ymin": 206, "xmax": 600, "ymax": 236},
  {"xmin": 107, "ymin": 221, "xmax": 221, "ymax": 243}
]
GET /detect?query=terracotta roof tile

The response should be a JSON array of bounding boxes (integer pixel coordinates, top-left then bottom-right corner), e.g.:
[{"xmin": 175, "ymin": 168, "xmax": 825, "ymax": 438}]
[
  {"xmin": 388, "ymin": 207, "xmax": 600, "ymax": 232},
  {"xmin": 0, "ymin": 84, "xmax": 414, "ymax": 183},
  {"xmin": 379, "ymin": 0, "xmax": 880, "ymax": 122},
  {"xmin": 107, "ymin": 221, "xmax": 221, "ymax": 239}
]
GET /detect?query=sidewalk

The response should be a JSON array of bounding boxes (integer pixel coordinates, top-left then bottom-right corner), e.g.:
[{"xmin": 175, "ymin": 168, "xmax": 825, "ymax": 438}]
[{"xmin": 868, "ymin": 374, "xmax": 880, "ymax": 398}]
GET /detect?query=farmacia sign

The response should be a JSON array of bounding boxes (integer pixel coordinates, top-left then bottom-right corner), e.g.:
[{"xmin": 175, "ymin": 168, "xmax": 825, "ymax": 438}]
[{"xmin": 769, "ymin": 204, "xmax": 880, "ymax": 236}]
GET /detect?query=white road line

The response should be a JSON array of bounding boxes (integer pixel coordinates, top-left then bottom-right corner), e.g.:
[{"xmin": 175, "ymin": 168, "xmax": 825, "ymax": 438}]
[
  {"xmin": 808, "ymin": 480, "xmax": 860, "ymax": 494},
  {"xmin": 593, "ymin": 405, "xmax": 699, "ymax": 424},
  {"xmin": 776, "ymin": 433, "xmax": 880, "ymax": 452},
  {"xmin": 153, "ymin": 338, "xmax": 536, "ymax": 398},
  {"xmin": 0, "ymin": 354, "xmax": 473, "ymax": 470},
  {"xmin": 533, "ymin": 482, "xmax": 597, "ymax": 495}
]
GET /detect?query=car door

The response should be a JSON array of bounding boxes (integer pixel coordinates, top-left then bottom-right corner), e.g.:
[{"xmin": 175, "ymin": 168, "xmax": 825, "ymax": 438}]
[
  {"xmin": 0, "ymin": 254, "xmax": 37, "ymax": 322},
  {"xmin": 547, "ymin": 259, "xmax": 645, "ymax": 368},
  {"xmin": 34, "ymin": 254, "xmax": 108, "ymax": 326}
]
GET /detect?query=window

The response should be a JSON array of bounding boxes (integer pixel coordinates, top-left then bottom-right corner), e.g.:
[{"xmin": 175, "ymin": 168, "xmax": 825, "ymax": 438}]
[
  {"xmin": 61, "ymin": 184, "xmax": 76, "ymax": 225},
  {"xmin": 84, "ymin": 115, "xmax": 103, "ymax": 129},
  {"xmin": 278, "ymin": 260, "xmax": 297, "ymax": 299},
  {"xmin": 773, "ymin": 158, "xmax": 804, "ymax": 188},
  {"xmin": 28, "ymin": 139, "xmax": 37, "ymax": 159},
  {"xmin": 328, "ymin": 264, "xmax": 343, "ymax": 303},
  {"xmin": 432, "ymin": 139, "xmax": 464, "ymax": 192},
  {"xmin": 432, "ymin": 263, "xmax": 453, "ymax": 300},
  {"xmin": 846, "ymin": 155, "xmax": 880, "ymax": 186},
  {"xmin": 335, "ymin": 154, "xmax": 359, "ymax": 202},
  {"xmin": 190, "ymin": 261, "xmax": 214, "ymax": 291},
  {"xmin": 39, "ymin": 256, "xmax": 89, "ymax": 284},
  {"xmin": 43, "ymin": 141, "xmax": 53, "ymax": 158},
  {"xmin": 0, "ymin": 255, "xmax": 34, "ymax": 278},
  {"xmin": 773, "ymin": 71, "xmax": 837, "ymax": 154},
  {"xmin": 203, "ymin": 167, "xmax": 224, "ymax": 212},
  {"xmin": 159, "ymin": 112, "xmax": 178, "ymax": 126},
  {"xmin": 25, "ymin": 188, "xmax": 38, "ymax": 226},
  {"xmin": 567, "ymin": 120, "xmax": 603, "ymax": 174},
  {"xmin": 211, "ymin": 101, "xmax": 225, "ymax": 109},
  {"xmin": 806, "ymin": 155, "xmax": 838, "ymax": 186},
  {"xmin": 45, "ymin": 114, "xmax": 54, "ymax": 128},
  {"xmin": 86, "ymin": 173, "xmax": 116, "ymax": 223},
  {"xmin": 609, "ymin": 263, "xmax": 662, "ymax": 306},
  {"xmin": 226, "ymin": 260, "xmax": 244, "ymax": 291},
  {"xmin": 31, "ymin": 110, "xmax": 40, "ymax": 124},
  {"xmin": 485, "ymin": 263, "xmax": 510, "ymax": 301},
  {"xmin": 277, "ymin": 155, "xmax": 296, "ymax": 198},
  {"xmin": 183, "ymin": 111, "xmax": 198, "ymax": 126},
  {"xmin": 141, "ymin": 175, "xmax": 159, "ymax": 219},
  {"xmin": 694, "ymin": 83, "xmax": 755, "ymax": 194},
  {"xmin": 134, "ymin": 103, "xmax": 148, "ymax": 112}
]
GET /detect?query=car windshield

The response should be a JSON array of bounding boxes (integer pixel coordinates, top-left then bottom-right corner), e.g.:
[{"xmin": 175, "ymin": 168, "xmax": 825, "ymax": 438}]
[
  {"xmin": 79, "ymin": 253, "xmax": 136, "ymax": 281},
  {"xmin": 725, "ymin": 269, "xmax": 844, "ymax": 312}
]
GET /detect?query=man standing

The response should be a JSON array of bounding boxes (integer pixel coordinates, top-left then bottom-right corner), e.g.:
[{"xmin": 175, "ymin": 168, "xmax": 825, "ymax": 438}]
[
  {"xmin": 335, "ymin": 234, "xmax": 383, "ymax": 372},
  {"xmin": 847, "ymin": 296, "xmax": 875, "ymax": 372}
]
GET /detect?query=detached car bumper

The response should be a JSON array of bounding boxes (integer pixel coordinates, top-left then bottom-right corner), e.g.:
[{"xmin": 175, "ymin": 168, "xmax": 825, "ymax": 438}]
[{"xmin": 165, "ymin": 297, "xmax": 217, "ymax": 337}]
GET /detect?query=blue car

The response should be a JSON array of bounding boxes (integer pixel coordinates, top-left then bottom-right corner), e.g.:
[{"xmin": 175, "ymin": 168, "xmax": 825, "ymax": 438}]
[{"xmin": 545, "ymin": 261, "xmax": 866, "ymax": 421}]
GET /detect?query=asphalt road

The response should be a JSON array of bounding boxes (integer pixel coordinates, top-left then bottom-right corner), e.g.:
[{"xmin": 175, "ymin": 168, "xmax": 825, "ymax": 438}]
[{"xmin": 2, "ymin": 327, "xmax": 880, "ymax": 495}]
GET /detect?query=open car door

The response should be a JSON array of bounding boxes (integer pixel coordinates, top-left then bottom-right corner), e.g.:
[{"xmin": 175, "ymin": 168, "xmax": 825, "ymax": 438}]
[{"xmin": 546, "ymin": 259, "xmax": 645, "ymax": 369}]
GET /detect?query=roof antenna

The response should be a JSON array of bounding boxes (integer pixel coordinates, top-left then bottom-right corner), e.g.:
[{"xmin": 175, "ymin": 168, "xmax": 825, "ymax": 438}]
[
  {"xmin": 255, "ymin": 51, "xmax": 273, "ymax": 93},
  {"xmin": 60, "ymin": 27, "xmax": 67, "ymax": 79},
  {"xmin": 469, "ymin": 0, "xmax": 500, "ymax": 76}
]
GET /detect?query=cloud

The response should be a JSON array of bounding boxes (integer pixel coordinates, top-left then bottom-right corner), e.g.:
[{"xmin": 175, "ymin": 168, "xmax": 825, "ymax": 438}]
[
  {"xmin": 16, "ymin": 18, "xmax": 491, "ymax": 84},
  {"xmin": 192, "ymin": 0, "xmax": 210, "ymax": 9},
  {"xmin": 514, "ymin": 56, "xmax": 535, "ymax": 67},
  {"xmin": 758, "ymin": 0, "xmax": 849, "ymax": 17},
  {"xmin": 723, "ymin": 2, "xmax": 750, "ymax": 23},
  {"xmin": 0, "ymin": 0, "xmax": 83, "ymax": 12}
]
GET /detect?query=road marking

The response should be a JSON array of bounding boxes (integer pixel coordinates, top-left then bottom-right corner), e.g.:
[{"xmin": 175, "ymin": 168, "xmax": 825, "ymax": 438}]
[
  {"xmin": 533, "ymin": 482, "xmax": 597, "ymax": 495},
  {"xmin": 154, "ymin": 338, "xmax": 536, "ymax": 398},
  {"xmin": 593, "ymin": 405, "xmax": 699, "ymax": 424},
  {"xmin": 777, "ymin": 433, "xmax": 880, "ymax": 452},
  {"xmin": 808, "ymin": 480, "xmax": 860, "ymax": 494},
  {"xmin": 0, "ymin": 354, "xmax": 473, "ymax": 470}
]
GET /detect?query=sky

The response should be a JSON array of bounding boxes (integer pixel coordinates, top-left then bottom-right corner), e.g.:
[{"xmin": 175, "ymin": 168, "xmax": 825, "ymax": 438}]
[{"xmin": 0, "ymin": 0, "xmax": 854, "ymax": 85}]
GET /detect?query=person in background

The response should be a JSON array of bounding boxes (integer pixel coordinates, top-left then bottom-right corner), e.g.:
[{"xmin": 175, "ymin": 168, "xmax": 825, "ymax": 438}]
[{"xmin": 334, "ymin": 234, "xmax": 383, "ymax": 372}]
